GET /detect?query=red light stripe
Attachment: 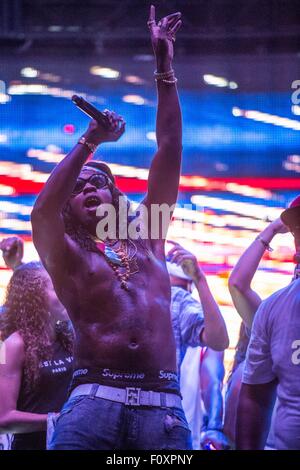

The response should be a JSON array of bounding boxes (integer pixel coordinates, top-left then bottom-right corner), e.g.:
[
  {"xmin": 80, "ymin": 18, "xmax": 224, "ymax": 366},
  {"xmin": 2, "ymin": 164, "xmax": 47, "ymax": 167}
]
[
  {"xmin": 0, "ymin": 176, "xmax": 43, "ymax": 194},
  {"xmin": 1, "ymin": 175, "xmax": 300, "ymax": 196}
]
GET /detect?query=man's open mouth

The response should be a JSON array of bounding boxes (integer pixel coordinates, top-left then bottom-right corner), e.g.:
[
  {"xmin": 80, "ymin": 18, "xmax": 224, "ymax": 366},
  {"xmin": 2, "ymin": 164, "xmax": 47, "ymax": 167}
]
[{"xmin": 84, "ymin": 195, "xmax": 101, "ymax": 209}]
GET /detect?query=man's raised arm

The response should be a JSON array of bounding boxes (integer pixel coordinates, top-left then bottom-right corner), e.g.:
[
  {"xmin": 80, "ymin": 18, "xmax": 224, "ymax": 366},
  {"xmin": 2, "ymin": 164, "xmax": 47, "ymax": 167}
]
[
  {"xmin": 143, "ymin": 6, "xmax": 182, "ymax": 214},
  {"xmin": 31, "ymin": 114, "xmax": 124, "ymax": 274},
  {"xmin": 229, "ymin": 218, "xmax": 288, "ymax": 329}
]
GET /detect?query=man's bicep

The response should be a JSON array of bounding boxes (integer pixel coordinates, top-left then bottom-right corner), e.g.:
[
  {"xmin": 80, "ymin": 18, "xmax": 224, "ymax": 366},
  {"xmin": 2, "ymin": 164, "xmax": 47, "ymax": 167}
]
[
  {"xmin": 146, "ymin": 147, "xmax": 181, "ymax": 208},
  {"xmin": 229, "ymin": 285, "xmax": 262, "ymax": 329}
]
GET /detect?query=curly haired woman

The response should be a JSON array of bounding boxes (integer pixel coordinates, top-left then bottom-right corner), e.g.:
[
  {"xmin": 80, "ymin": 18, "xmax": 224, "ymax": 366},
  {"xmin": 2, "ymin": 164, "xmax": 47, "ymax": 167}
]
[{"xmin": 0, "ymin": 262, "xmax": 74, "ymax": 450}]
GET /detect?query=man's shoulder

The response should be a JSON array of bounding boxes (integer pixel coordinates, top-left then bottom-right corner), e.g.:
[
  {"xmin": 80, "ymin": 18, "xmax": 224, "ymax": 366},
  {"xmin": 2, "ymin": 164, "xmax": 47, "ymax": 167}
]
[
  {"xmin": 260, "ymin": 279, "xmax": 299, "ymax": 310},
  {"xmin": 254, "ymin": 279, "xmax": 299, "ymax": 328}
]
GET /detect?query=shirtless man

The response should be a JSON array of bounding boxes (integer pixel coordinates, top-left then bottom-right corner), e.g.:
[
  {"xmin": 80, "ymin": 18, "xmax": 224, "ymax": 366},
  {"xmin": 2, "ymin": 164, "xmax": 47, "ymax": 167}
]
[{"xmin": 31, "ymin": 6, "xmax": 190, "ymax": 450}]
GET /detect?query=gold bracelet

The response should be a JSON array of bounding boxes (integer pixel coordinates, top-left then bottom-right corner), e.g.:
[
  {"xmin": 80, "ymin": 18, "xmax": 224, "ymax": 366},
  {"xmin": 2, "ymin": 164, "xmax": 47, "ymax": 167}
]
[
  {"xmin": 78, "ymin": 136, "xmax": 98, "ymax": 154},
  {"xmin": 162, "ymin": 77, "xmax": 178, "ymax": 85},
  {"xmin": 155, "ymin": 76, "xmax": 178, "ymax": 85},
  {"xmin": 154, "ymin": 69, "xmax": 174, "ymax": 79}
]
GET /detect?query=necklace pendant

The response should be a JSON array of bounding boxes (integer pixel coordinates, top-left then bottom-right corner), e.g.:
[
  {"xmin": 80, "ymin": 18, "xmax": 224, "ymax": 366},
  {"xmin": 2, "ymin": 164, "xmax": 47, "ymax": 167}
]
[{"xmin": 104, "ymin": 246, "xmax": 123, "ymax": 266}]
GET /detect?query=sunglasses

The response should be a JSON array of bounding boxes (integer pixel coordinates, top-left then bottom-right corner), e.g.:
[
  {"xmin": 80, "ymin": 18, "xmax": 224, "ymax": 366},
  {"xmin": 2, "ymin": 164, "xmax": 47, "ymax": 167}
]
[{"xmin": 71, "ymin": 173, "xmax": 110, "ymax": 196}]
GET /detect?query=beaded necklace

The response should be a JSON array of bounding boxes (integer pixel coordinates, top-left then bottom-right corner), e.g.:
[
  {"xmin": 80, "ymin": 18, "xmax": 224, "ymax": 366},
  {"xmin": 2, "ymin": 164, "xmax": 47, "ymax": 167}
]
[{"xmin": 95, "ymin": 238, "xmax": 139, "ymax": 291}]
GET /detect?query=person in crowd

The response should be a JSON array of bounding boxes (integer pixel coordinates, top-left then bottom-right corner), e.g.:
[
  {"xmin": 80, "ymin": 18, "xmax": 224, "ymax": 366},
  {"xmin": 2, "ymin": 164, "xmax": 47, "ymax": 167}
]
[
  {"xmin": 0, "ymin": 236, "xmax": 25, "ymax": 449},
  {"xmin": 0, "ymin": 237, "xmax": 25, "ymax": 318},
  {"xmin": 0, "ymin": 262, "xmax": 74, "ymax": 450},
  {"xmin": 236, "ymin": 198, "xmax": 300, "ymax": 449},
  {"xmin": 31, "ymin": 6, "xmax": 195, "ymax": 451},
  {"xmin": 224, "ymin": 217, "xmax": 288, "ymax": 448},
  {"xmin": 0, "ymin": 237, "xmax": 24, "ymax": 273},
  {"xmin": 167, "ymin": 242, "xmax": 229, "ymax": 450},
  {"xmin": 223, "ymin": 323, "xmax": 250, "ymax": 447}
]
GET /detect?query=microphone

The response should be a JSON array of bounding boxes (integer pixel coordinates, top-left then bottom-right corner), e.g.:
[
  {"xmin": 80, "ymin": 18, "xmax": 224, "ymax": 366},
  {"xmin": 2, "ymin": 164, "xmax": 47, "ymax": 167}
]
[{"xmin": 71, "ymin": 95, "xmax": 110, "ymax": 128}]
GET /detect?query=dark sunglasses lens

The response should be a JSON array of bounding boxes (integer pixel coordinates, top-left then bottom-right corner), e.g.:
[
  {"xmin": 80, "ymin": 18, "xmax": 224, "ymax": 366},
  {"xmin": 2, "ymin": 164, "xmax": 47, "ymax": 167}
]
[
  {"xmin": 90, "ymin": 174, "xmax": 108, "ymax": 188},
  {"xmin": 72, "ymin": 179, "xmax": 85, "ymax": 195}
]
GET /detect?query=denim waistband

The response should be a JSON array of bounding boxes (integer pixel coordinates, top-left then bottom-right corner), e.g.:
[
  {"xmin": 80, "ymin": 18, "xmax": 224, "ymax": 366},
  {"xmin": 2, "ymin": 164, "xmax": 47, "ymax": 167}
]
[{"xmin": 70, "ymin": 367, "xmax": 180, "ymax": 396}]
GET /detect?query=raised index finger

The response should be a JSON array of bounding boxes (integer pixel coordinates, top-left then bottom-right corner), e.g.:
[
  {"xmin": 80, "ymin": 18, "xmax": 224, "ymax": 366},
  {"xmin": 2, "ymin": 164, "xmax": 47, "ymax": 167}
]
[{"xmin": 148, "ymin": 5, "xmax": 156, "ymax": 24}]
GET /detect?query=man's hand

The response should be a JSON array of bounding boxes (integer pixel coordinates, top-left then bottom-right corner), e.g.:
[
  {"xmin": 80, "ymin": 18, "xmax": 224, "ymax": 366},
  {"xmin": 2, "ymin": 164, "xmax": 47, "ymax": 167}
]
[
  {"xmin": 0, "ymin": 236, "xmax": 24, "ymax": 270},
  {"xmin": 148, "ymin": 5, "xmax": 182, "ymax": 69},
  {"xmin": 269, "ymin": 217, "xmax": 289, "ymax": 235},
  {"xmin": 82, "ymin": 110, "xmax": 125, "ymax": 146},
  {"xmin": 167, "ymin": 241, "xmax": 204, "ymax": 283},
  {"xmin": 200, "ymin": 429, "xmax": 232, "ymax": 450}
]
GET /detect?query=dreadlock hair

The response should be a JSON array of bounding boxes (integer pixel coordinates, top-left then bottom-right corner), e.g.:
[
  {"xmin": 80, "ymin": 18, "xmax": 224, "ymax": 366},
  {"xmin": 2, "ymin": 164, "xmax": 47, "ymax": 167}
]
[
  {"xmin": 62, "ymin": 160, "xmax": 130, "ymax": 252},
  {"xmin": 0, "ymin": 262, "xmax": 74, "ymax": 392}
]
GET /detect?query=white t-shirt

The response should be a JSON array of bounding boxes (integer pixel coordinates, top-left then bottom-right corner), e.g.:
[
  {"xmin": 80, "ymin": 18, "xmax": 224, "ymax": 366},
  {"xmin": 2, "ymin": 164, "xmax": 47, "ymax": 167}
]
[{"xmin": 243, "ymin": 278, "xmax": 300, "ymax": 450}]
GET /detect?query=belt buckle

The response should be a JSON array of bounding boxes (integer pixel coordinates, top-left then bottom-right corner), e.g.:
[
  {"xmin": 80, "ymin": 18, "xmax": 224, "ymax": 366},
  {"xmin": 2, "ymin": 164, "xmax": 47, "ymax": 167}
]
[{"xmin": 125, "ymin": 387, "xmax": 141, "ymax": 406}]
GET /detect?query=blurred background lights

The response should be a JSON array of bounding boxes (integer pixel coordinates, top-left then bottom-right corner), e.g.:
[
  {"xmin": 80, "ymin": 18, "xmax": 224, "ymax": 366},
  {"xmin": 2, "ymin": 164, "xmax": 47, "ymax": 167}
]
[
  {"xmin": 203, "ymin": 74, "xmax": 238, "ymax": 89},
  {"xmin": 0, "ymin": 79, "xmax": 11, "ymax": 103},
  {"xmin": 124, "ymin": 75, "xmax": 146, "ymax": 85},
  {"xmin": 90, "ymin": 66, "xmax": 120, "ymax": 79},
  {"xmin": 146, "ymin": 131, "xmax": 156, "ymax": 142},
  {"xmin": 122, "ymin": 94, "xmax": 146, "ymax": 105},
  {"xmin": 63, "ymin": 124, "xmax": 76, "ymax": 134},
  {"xmin": 20, "ymin": 67, "xmax": 39, "ymax": 78},
  {"xmin": 232, "ymin": 107, "xmax": 300, "ymax": 131},
  {"xmin": 0, "ymin": 94, "xmax": 11, "ymax": 104},
  {"xmin": 292, "ymin": 105, "xmax": 300, "ymax": 115}
]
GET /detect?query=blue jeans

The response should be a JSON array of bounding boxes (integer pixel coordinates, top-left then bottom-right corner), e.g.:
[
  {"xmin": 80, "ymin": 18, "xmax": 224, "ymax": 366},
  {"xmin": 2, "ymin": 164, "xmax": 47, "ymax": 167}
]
[{"xmin": 49, "ymin": 395, "xmax": 192, "ymax": 450}]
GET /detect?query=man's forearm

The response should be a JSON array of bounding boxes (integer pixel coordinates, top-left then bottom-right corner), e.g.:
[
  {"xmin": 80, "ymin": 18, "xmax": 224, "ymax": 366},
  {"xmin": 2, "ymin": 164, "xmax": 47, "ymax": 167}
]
[
  {"xmin": 236, "ymin": 395, "xmax": 267, "ymax": 449},
  {"xmin": 236, "ymin": 382, "xmax": 276, "ymax": 449},
  {"xmin": 34, "ymin": 143, "xmax": 91, "ymax": 213},
  {"xmin": 230, "ymin": 224, "xmax": 279, "ymax": 290},
  {"xmin": 0, "ymin": 410, "xmax": 48, "ymax": 434},
  {"xmin": 196, "ymin": 278, "xmax": 229, "ymax": 350},
  {"xmin": 156, "ymin": 59, "xmax": 182, "ymax": 150}
]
